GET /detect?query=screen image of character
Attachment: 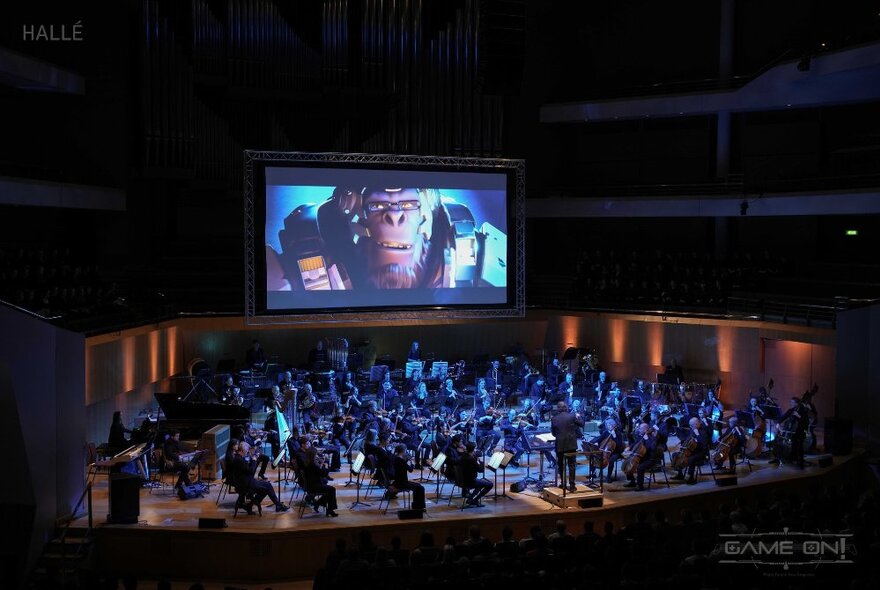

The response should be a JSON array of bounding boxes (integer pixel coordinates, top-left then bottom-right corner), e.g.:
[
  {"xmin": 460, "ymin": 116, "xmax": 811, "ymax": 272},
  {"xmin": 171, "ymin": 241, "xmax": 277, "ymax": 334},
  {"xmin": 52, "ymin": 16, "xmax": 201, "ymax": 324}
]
[{"xmin": 266, "ymin": 186, "xmax": 506, "ymax": 292}]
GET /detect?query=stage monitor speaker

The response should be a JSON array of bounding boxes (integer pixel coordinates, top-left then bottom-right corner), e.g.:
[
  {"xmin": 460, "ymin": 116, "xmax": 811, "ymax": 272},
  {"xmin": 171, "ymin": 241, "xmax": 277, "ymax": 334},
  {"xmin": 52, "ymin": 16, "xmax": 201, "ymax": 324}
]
[
  {"xmin": 577, "ymin": 496, "xmax": 604, "ymax": 508},
  {"xmin": 398, "ymin": 509, "xmax": 424, "ymax": 520},
  {"xmin": 824, "ymin": 418, "xmax": 852, "ymax": 455},
  {"xmin": 109, "ymin": 473, "xmax": 140, "ymax": 524},
  {"xmin": 198, "ymin": 517, "xmax": 228, "ymax": 529},
  {"xmin": 510, "ymin": 480, "xmax": 527, "ymax": 493},
  {"xmin": 716, "ymin": 476, "xmax": 738, "ymax": 487}
]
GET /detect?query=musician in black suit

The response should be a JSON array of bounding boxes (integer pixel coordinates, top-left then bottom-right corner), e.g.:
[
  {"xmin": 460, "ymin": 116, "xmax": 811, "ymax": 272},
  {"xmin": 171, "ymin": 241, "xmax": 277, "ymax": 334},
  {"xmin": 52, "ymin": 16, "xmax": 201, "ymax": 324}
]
[
  {"xmin": 588, "ymin": 418, "xmax": 623, "ymax": 482},
  {"xmin": 245, "ymin": 339, "xmax": 267, "ymax": 371},
  {"xmin": 485, "ymin": 360, "xmax": 502, "ymax": 396},
  {"xmin": 715, "ymin": 416, "xmax": 747, "ymax": 472},
  {"xmin": 551, "ymin": 401, "xmax": 584, "ymax": 492},
  {"xmin": 108, "ymin": 410, "xmax": 132, "ymax": 455},
  {"xmin": 460, "ymin": 441, "xmax": 492, "ymax": 506},
  {"xmin": 623, "ymin": 423, "xmax": 662, "ymax": 491},
  {"xmin": 547, "ymin": 358, "xmax": 564, "ymax": 386},
  {"xmin": 162, "ymin": 431, "xmax": 193, "ymax": 490},
  {"xmin": 302, "ymin": 445, "xmax": 338, "ymax": 517},
  {"xmin": 390, "ymin": 444, "xmax": 426, "ymax": 511},
  {"xmin": 229, "ymin": 441, "xmax": 289, "ymax": 513},
  {"xmin": 672, "ymin": 417, "xmax": 711, "ymax": 485},
  {"xmin": 770, "ymin": 397, "xmax": 808, "ymax": 468}
]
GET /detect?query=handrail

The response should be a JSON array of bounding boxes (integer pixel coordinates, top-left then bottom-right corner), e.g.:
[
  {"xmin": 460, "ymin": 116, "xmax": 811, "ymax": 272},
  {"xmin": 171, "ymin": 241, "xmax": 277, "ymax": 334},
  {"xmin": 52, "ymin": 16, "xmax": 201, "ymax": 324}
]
[{"xmin": 57, "ymin": 480, "xmax": 93, "ymax": 584}]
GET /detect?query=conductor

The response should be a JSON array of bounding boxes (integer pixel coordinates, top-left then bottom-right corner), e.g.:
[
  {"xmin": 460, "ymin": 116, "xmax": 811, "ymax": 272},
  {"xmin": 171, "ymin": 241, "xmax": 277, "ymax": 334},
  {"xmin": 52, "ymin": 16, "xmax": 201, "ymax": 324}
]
[{"xmin": 550, "ymin": 401, "xmax": 583, "ymax": 492}]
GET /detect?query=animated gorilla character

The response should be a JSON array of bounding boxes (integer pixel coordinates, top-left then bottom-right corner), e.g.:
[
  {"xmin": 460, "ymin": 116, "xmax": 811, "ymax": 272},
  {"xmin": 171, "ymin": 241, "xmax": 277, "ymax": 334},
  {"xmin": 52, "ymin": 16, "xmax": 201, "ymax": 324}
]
[{"xmin": 267, "ymin": 186, "xmax": 501, "ymax": 291}]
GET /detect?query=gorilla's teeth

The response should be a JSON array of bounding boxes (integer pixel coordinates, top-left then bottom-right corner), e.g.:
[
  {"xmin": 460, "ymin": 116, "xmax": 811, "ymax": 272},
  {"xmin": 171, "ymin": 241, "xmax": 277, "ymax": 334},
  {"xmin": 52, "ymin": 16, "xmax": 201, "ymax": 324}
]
[{"xmin": 378, "ymin": 241, "xmax": 412, "ymax": 250}]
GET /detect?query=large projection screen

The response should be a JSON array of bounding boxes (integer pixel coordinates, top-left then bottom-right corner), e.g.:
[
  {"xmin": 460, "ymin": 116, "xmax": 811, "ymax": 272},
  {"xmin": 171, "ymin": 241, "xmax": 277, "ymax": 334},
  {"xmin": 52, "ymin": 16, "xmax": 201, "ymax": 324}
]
[{"xmin": 244, "ymin": 151, "xmax": 525, "ymax": 324}]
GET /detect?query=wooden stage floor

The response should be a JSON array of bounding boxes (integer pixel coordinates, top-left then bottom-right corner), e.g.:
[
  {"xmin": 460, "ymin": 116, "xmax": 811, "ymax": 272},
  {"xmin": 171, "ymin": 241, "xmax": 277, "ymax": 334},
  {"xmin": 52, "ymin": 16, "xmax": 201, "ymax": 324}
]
[{"xmin": 77, "ymin": 441, "xmax": 858, "ymax": 585}]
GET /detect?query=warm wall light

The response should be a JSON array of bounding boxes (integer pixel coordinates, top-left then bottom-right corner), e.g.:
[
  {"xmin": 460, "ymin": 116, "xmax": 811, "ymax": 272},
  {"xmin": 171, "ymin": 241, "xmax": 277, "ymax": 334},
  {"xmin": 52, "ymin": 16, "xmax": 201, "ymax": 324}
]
[
  {"xmin": 609, "ymin": 318, "xmax": 628, "ymax": 363},
  {"xmin": 149, "ymin": 330, "xmax": 159, "ymax": 382},
  {"xmin": 646, "ymin": 321, "xmax": 664, "ymax": 367},
  {"xmin": 167, "ymin": 326, "xmax": 179, "ymax": 376},
  {"xmin": 122, "ymin": 336, "xmax": 135, "ymax": 393}
]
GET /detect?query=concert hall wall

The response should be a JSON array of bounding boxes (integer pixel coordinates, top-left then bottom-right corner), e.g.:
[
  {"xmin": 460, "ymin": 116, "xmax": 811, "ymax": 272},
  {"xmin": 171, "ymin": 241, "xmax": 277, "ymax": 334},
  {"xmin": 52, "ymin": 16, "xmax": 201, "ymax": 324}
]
[
  {"xmin": 0, "ymin": 306, "xmax": 85, "ymax": 589},
  {"xmin": 836, "ymin": 303, "xmax": 880, "ymax": 450}
]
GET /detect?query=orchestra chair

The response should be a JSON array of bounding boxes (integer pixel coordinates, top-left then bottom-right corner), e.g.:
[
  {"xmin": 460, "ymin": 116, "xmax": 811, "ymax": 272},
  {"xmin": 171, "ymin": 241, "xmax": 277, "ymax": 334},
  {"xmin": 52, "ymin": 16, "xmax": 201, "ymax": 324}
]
[
  {"xmin": 296, "ymin": 473, "xmax": 327, "ymax": 518},
  {"xmin": 378, "ymin": 487, "xmax": 412, "ymax": 515},
  {"xmin": 694, "ymin": 453, "xmax": 717, "ymax": 483},
  {"xmin": 86, "ymin": 442, "xmax": 114, "ymax": 484},
  {"xmin": 233, "ymin": 488, "xmax": 261, "ymax": 518},
  {"xmin": 215, "ymin": 459, "xmax": 235, "ymax": 506},
  {"xmin": 645, "ymin": 455, "xmax": 670, "ymax": 489},
  {"xmin": 447, "ymin": 465, "xmax": 475, "ymax": 510},
  {"xmin": 148, "ymin": 448, "xmax": 177, "ymax": 495},
  {"xmin": 736, "ymin": 449, "xmax": 753, "ymax": 472},
  {"xmin": 363, "ymin": 456, "xmax": 389, "ymax": 501}
]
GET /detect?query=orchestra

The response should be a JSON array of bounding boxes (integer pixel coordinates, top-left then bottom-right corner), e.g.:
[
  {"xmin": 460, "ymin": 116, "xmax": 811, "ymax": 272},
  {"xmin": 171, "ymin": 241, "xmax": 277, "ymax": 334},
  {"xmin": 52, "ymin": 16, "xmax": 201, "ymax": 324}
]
[{"xmin": 106, "ymin": 342, "xmax": 825, "ymax": 522}]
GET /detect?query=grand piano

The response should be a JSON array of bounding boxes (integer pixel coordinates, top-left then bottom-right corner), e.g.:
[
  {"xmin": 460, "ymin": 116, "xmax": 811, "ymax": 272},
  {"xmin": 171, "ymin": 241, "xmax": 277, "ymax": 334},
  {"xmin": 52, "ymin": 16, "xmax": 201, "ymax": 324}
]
[{"xmin": 154, "ymin": 392, "xmax": 250, "ymax": 437}]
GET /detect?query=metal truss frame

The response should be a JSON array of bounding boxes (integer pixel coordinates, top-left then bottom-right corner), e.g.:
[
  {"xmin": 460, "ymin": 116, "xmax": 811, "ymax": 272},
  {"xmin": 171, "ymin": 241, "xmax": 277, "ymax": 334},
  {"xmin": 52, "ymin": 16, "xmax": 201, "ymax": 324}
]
[{"xmin": 243, "ymin": 150, "xmax": 525, "ymax": 325}]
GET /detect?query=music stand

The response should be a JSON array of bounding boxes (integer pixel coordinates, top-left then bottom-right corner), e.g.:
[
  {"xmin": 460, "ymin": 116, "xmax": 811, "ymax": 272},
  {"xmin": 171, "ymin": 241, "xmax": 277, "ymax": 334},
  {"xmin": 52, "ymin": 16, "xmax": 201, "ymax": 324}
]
[
  {"xmin": 273, "ymin": 432, "xmax": 293, "ymax": 498},
  {"xmin": 429, "ymin": 452, "xmax": 446, "ymax": 500},
  {"xmin": 349, "ymin": 452, "xmax": 370, "ymax": 508},
  {"xmin": 487, "ymin": 451, "xmax": 514, "ymax": 500},
  {"xmin": 405, "ymin": 361, "xmax": 424, "ymax": 379},
  {"xmin": 430, "ymin": 361, "xmax": 448, "ymax": 379},
  {"xmin": 415, "ymin": 433, "xmax": 433, "ymax": 483}
]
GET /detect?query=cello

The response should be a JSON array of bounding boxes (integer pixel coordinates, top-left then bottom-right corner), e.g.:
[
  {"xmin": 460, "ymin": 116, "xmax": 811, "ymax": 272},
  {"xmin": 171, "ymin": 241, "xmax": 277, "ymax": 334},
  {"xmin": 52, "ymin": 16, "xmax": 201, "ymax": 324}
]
[{"xmin": 622, "ymin": 426, "xmax": 654, "ymax": 477}]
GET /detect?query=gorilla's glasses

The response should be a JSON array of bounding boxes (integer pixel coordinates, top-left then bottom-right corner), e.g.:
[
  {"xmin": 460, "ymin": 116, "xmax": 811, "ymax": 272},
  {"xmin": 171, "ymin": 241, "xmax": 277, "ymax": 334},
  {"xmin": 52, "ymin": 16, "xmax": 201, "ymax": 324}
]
[{"xmin": 365, "ymin": 200, "xmax": 421, "ymax": 214}]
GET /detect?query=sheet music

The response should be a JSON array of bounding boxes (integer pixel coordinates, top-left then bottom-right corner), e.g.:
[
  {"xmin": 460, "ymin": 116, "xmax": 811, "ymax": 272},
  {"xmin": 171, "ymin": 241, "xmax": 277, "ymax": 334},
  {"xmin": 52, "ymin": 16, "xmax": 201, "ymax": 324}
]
[{"xmin": 536, "ymin": 433, "xmax": 556, "ymax": 443}]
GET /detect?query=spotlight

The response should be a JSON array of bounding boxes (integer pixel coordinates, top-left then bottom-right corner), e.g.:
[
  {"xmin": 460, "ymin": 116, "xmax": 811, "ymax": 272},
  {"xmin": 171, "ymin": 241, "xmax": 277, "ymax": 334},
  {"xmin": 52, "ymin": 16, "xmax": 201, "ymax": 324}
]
[{"xmin": 740, "ymin": 200, "xmax": 749, "ymax": 216}]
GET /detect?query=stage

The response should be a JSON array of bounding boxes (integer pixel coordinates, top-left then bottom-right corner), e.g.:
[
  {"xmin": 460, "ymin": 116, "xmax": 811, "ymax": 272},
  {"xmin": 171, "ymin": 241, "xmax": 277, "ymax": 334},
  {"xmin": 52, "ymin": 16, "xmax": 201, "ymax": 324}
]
[{"xmin": 76, "ymin": 442, "xmax": 859, "ymax": 585}]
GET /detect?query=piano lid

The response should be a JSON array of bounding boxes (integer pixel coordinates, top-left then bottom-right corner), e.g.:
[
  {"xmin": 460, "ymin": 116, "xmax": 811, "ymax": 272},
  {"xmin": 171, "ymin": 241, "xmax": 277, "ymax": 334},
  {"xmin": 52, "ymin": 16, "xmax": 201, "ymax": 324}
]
[{"xmin": 154, "ymin": 392, "xmax": 250, "ymax": 423}]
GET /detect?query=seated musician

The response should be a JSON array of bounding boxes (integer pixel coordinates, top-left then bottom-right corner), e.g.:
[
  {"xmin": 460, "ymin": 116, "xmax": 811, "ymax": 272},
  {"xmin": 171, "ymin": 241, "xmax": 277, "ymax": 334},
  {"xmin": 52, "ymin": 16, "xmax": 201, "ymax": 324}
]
[
  {"xmin": 439, "ymin": 378, "xmax": 459, "ymax": 410},
  {"xmin": 460, "ymin": 441, "xmax": 493, "ymax": 506},
  {"xmin": 746, "ymin": 397, "xmax": 765, "ymax": 417},
  {"xmin": 108, "ymin": 411, "xmax": 132, "ymax": 456},
  {"xmin": 298, "ymin": 383, "xmax": 320, "ymax": 431},
  {"xmin": 263, "ymin": 411, "xmax": 281, "ymax": 459},
  {"xmin": 301, "ymin": 445, "xmax": 339, "ymax": 517},
  {"xmin": 528, "ymin": 374, "xmax": 546, "ymax": 404},
  {"xmin": 475, "ymin": 406, "xmax": 502, "ymax": 452},
  {"xmin": 485, "ymin": 359, "xmax": 502, "ymax": 395},
  {"xmin": 475, "ymin": 378, "xmax": 491, "ymax": 406},
  {"xmin": 701, "ymin": 389, "xmax": 723, "ymax": 420},
  {"xmin": 232, "ymin": 425, "xmax": 271, "ymax": 479},
  {"xmin": 162, "ymin": 431, "xmax": 194, "ymax": 490},
  {"xmin": 363, "ymin": 429, "xmax": 393, "ymax": 485},
  {"xmin": 405, "ymin": 368, "xmax": 424, "ymax": 395},
  {"xmin": 696, "ymin": 407, "xmax": 711, "ymax": 431},
  {"xmin": 442, "ymin": 433, "xmax": 465, "ymax": 483},
  {"xmin": 220, "ymin": 375, "xmax": 242, "ymax": 405},
  {"xmin": 557, "ymin": 372, "xmax": 575, "ymax": 405},
  {"xmin": 672, "ymin": 417, "xmax": 711, "ymax": 485},
  {"xmin": 715, "ymin": 416, "xmax": 747, "ymax": 472},
  {"xmin": 390, "ymin": 444, "xmax": 426, "ymax": 511},
  {"xmin": 395, "ymin": 410, "xmax": 422, "ymax": 461},
  {"xmin": 378, "ymin": 379, "xmax": 397, "ymax": 411},
  {"xmin": 499, "ymin": 409, "xmax": 526, "ymax": 467},
  {"xmin": 449, "ymin": 410, "xmax": 474, "ymax": 442},
  {"xmin": 770, "ymin": 397, "xmax": 808, "ymax": 468},
  {"xmin": 588, "ymin": 418, "xmax": 623, "ymax": 482},
  {"xmin": 410, "ymin": 382, "xmax": 433, "ymax": 417},
  {"xmin": 546, "ymin": 358, "xmax": 562, "ymax": 387},
  {"xmin": 245, "ymin": 339, "xmax": 267, "ymax": 372},
  {"xmin": 633, "ymin": 379, "xmax": 650, "ymax": 402},
  {"xmin": 623, "ymin": 423, "xmax": 663, "ymax": 491},
  {"xmin": 329, "ymin": 415, "xmax": 352, "ymax": 459},
  {"xmin": 228, "ymin": 441, "xmax": 289, "ymax": 513}
]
